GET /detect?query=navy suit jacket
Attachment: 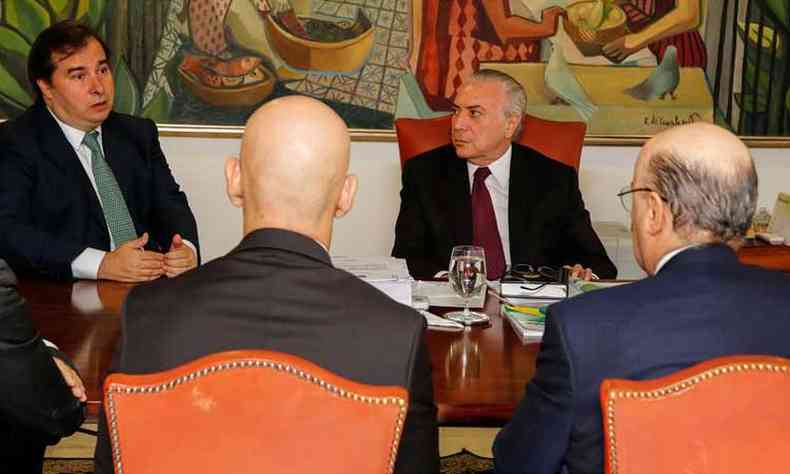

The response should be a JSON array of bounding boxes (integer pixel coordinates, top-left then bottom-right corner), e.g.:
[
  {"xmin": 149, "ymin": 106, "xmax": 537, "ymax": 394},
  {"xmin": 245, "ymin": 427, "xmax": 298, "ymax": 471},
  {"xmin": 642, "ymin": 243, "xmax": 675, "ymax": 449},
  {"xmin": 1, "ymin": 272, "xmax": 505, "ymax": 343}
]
[
  {"xmin": 493, "ymin": 244, "xmax": 790, "ymax": 473},
  {"xmin": 392, "ymin": 143, "xmax": 616, "ymax": 279},
  {"xmin": 0, "ymin": 102, "xmax": 199, "ymax": 280},
  {"xmin": 94, "ymin": 229, "xmax": 438, "ymax": 474}
]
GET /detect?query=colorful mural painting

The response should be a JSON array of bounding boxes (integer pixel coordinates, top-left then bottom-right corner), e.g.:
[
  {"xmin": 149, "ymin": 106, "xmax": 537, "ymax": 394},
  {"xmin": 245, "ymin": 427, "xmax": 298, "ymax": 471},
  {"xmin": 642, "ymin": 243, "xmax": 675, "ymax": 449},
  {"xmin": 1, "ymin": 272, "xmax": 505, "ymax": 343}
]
[{"xmin": 0, "ymin": 0, "xmax": 788, "ymax": 139}]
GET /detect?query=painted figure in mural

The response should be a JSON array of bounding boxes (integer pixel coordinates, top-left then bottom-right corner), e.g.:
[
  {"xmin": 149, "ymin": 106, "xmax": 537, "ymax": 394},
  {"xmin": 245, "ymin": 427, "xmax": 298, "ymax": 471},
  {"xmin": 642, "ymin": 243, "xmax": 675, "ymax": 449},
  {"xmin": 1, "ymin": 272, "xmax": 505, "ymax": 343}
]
[
  {"xmin": 412, "ymin": 0, "xmax": 565, "ymax": 110},
  {"xmin": 603, "ymin": 0, "xmax": 706, "ymax": 67}
]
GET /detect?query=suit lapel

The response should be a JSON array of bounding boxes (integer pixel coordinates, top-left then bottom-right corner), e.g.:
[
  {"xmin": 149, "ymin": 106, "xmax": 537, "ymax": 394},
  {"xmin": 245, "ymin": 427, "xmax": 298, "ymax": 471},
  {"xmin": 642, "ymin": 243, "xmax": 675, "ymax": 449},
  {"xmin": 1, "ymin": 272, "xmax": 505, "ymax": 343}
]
[
  {"xmin": 443, "ymin": 152, "xmax": 473, "ymax": 245},
  {"xmin": 508, "ymin": 144, "xmax": 539, "ymax": 260},
  {"xmin": 35, "ymin": 104, "xmax": 106, "ymax": 229}
]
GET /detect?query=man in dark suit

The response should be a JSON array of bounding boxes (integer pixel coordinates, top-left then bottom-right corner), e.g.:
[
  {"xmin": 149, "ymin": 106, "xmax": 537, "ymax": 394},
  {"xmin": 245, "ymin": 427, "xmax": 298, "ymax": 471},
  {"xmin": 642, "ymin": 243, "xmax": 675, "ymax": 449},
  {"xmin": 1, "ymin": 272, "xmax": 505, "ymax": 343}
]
[
  {"xmin": 392, "ymin": 70, "xmax": 615, "ymax": 280},
  {"xmin": 93, "ymin": 96, "xmax": 438, "ymax": 474},
  {"xmin": 1, "ymin": 258, "xmax": 86, "ymax": 473},
  {"xmin": 493, "ymin": 123, "xmax": 790, "ymax": 473},
  {"xmin": 0, "ymin": 21, "xmax": 198, "ymax": 282}
]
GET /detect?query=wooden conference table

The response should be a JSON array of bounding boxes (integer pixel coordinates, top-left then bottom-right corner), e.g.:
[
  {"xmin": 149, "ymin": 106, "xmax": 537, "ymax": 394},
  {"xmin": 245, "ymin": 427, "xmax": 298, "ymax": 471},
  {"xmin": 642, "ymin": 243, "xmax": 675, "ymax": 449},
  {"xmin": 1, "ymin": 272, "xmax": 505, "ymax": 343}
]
[
  {"xmin": 18, "ymin": 242, "xmax": 790, "ymax": 426},
  {"xmin": 19, "ymin": 278, "xmax": 538, "ymax": 426}
]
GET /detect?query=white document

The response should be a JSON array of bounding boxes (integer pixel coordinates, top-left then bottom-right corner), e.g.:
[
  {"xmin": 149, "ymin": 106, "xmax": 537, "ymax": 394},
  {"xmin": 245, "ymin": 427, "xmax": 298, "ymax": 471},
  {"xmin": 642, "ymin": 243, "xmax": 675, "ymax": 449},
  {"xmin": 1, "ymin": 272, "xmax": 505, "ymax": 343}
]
[
  {"xmin": 419, "ymin": 310, "xmax": 465, "ymax": 331},
  {"xmin": 412, "ymin": 281, "xmax": 486, "ymax": 308},
  {"xmin": 500, "ymin": 281, "xmax": 567, "ymax": 299},
  {"xmin": 332, "ymin": 256, "xmax": 411, "ymax": 281},
  {"xmin": 333, "ymin": 256, "xmax": 412, "ymax": 306}
]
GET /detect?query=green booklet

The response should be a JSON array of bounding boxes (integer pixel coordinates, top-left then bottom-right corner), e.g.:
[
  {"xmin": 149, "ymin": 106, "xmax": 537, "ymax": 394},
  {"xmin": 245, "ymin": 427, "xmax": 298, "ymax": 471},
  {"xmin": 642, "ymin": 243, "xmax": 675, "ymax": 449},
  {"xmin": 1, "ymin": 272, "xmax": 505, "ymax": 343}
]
[
  {"xmin": 501, "ymin": 303, "xmax": 550, "ymax": 344},
  {"xmin": 567, "ymin": 278, "xmax": 631, "ymax": 298}
]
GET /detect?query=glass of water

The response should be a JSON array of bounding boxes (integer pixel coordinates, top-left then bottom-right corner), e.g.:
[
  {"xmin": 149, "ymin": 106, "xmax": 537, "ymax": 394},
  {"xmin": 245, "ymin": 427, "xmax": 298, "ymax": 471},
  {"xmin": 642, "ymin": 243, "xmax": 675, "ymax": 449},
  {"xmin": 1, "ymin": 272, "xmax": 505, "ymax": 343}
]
[{"xmin": 445, "ymin": 245, "xmax": 489, "ymax": 325}]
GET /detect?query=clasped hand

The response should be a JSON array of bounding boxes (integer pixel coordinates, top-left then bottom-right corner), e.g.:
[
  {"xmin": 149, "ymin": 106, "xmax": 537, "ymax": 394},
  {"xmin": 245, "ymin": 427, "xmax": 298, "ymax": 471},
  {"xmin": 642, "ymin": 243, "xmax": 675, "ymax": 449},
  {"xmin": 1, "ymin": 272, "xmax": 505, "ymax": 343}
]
[{"xmin": 97, "ymin": 232, "xmax": 197, "ymax": 282}]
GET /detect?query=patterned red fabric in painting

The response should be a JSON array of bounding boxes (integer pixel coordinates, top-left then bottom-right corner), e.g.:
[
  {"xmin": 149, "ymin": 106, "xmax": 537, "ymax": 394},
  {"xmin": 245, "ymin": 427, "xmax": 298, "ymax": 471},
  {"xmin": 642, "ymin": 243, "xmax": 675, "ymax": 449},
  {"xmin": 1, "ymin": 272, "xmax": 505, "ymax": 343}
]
[
  {"xmin": 621, "ymin": 0, "xmax": 707, "ymax": 68},
  {"xmin": 415, "ymin": 0, "xmax": 541, "ymax": 111}
]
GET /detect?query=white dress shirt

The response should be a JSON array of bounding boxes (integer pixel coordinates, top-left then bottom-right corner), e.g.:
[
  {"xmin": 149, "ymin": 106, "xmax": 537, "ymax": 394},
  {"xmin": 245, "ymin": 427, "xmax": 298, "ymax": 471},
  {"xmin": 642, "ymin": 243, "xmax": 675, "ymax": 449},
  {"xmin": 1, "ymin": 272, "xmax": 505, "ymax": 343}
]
[
  {"xmin": 49, "ymin": 109, "xmax": 195, "ymax": 279},
  {"xmin": 467, "ymin": 146, "xmax": 512, "ymax": 265}
]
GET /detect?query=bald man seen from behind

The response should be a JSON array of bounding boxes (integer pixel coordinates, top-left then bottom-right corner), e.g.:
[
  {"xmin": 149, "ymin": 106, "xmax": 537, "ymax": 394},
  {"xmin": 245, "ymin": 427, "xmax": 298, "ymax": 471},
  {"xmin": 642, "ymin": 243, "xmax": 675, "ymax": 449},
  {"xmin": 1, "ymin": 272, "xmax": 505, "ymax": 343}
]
[
  {"xmin": 93, "ymin": 97, "xmax": 439, "ymax": 474},
  {"xmin": 493, "ymin": 123, "xmax": 790, "ymax": 474}
]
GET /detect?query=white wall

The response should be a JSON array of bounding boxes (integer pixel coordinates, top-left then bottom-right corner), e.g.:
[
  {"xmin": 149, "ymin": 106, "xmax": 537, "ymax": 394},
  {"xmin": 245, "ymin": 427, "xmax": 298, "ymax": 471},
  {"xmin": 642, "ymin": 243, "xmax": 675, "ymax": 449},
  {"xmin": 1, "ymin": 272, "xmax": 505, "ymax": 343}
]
[{"xmin": 162, "ymin": 137, "xmax": 790, "ymax": 267}]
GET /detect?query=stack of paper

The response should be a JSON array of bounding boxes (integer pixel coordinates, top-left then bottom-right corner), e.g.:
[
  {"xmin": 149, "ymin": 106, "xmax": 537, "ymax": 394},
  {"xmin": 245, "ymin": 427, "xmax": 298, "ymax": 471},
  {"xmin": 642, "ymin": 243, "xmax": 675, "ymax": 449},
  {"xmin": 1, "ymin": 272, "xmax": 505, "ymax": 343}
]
[
  {"xmin": 332, "ymin": 256, "xmax": 413, "ymax": 306},
  {"xmin": 500, "ymin": 281, "xmax": 567, "ymax": 299},
  {"xmin": 412, "ymin": 281, "xmax": 486, "ymax": 308}
]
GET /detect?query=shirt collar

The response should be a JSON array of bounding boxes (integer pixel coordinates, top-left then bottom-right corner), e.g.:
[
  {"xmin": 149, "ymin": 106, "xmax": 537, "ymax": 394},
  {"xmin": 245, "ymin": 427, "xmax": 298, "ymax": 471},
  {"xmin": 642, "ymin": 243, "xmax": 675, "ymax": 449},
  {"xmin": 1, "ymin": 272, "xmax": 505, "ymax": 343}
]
[
  {"xmin": 655, "ymin": 244, "xmax": 699, "ymax": 274},
  {"xmin": 47, "ymin": 106, "xmax": 102, "ymax": 151},
  {"xmin": 467, "ymin": 145, "xmax": 512, "ymax": 190}
]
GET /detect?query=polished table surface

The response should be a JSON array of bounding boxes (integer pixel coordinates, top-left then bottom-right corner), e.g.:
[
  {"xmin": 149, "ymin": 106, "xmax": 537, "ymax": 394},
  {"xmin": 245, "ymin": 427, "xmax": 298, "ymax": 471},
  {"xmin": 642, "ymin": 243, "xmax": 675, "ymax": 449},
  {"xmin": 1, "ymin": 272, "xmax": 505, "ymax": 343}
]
[
  {"xmin": 19, "ymin": 242, "xmax": 789, "ymax": 425},
  {"xmin": 19, "ymin": 278, "xmax": 538, "ymax": 426},
  {"xmin": 737, "ymin": 239, "xmax": 790, "ymax": 271}
]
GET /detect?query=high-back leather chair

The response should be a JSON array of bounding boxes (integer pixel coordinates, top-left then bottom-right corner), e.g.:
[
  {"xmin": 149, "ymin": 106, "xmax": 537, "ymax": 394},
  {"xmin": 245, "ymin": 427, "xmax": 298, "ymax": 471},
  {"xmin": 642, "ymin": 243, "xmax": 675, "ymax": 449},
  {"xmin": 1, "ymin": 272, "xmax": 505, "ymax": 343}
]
[
  {"xmin": 600, "ymin": 354, "xmax": 790, "ymax": 474},
  {"xmin": 104, "ymin": 350, "xmax": 409, "ymax": 474},
  {"xmin": 394, "ymin": 114, "xmax": 586, "ymax": 169}
]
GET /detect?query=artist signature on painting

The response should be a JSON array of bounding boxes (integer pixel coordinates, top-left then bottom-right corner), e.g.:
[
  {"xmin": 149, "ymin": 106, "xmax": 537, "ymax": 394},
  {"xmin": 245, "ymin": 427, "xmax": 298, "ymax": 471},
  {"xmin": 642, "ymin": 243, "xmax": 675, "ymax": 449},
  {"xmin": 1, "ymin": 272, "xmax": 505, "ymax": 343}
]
[{"xmin": 643, "ymin": 112, "xmax": 704, "ymax": 128}]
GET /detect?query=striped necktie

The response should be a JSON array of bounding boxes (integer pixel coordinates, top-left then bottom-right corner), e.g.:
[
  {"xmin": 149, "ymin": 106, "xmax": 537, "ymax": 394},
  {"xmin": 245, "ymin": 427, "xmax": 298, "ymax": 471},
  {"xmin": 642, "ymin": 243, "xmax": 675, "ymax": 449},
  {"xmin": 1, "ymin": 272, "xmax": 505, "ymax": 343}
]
[{"xmin": 83, "ymin": 131, "xmax": 137, "ymax": 247}]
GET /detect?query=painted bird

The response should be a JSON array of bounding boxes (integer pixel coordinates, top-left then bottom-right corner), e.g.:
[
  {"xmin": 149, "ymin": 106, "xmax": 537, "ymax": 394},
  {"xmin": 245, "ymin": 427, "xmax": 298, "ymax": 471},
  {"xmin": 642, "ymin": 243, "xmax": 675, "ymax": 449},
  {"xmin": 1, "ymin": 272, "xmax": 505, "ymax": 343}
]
[
  {"xmin": 625, "ymin": 46, "xmax": 680, "ymax": 101},
  {"xmin": 544, "ymin": 42, "xmax": 598, "ymax": 122}
]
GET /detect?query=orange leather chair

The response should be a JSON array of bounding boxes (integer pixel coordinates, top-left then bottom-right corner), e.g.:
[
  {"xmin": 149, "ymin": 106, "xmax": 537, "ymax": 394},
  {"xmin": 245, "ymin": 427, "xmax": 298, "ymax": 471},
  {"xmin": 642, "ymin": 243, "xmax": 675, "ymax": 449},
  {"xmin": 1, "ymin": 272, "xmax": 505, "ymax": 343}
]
[
  {"xmin": 104, "ymin": 350, "xmax": 408, "ymax": 474},
  {"xmin": 600, "ymin": 354, "xmax": 790, "ymax": 474},
  {"xmin": 394, "ymin": 114, "xmax": 586, "ymax": 170}
]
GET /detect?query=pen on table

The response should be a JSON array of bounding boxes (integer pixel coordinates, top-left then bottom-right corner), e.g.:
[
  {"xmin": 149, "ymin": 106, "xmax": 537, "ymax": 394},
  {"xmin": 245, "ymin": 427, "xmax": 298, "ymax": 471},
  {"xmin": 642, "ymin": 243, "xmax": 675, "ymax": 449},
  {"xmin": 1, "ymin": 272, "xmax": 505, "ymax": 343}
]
[{"xmin": 486, "ymin": 286, "xmax": 515, "ymax": 306}]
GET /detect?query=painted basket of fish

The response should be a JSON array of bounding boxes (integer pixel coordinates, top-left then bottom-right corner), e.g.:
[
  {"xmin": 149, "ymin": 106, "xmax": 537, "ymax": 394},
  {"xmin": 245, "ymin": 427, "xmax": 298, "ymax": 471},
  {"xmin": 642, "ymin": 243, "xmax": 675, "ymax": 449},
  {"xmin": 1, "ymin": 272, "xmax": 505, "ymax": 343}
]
[
  {"xmin": 263, "ymin": 9, "xmax": 374, "ymax": 73},
  {"xmin": 564, "ymin": 0, "xmax": 627, "ymax": 57},
  {"xmin": 178, "ymin": 53, "xmax": 276, "ymax": 107}
]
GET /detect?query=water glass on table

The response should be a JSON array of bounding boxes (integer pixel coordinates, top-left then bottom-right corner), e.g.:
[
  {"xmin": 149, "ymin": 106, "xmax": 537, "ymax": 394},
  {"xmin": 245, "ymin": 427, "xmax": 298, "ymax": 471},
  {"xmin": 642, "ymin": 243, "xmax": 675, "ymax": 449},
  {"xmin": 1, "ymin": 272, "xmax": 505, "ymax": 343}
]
[{"xmin": 445, "ymin": 245, "xmax": 490, "ymax": 326}]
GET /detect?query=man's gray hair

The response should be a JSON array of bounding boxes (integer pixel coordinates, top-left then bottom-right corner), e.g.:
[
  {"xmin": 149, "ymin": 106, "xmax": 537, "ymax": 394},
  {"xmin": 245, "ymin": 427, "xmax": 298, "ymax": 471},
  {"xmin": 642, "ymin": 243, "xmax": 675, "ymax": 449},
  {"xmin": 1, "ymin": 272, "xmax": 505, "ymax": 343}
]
[
  {"xmin": 470, "ymin": 70, "xmax": 527, "ymax": 140},
  {"xmin": 647, "ymin": 150, "xmax": 758, "ymax": 243}
]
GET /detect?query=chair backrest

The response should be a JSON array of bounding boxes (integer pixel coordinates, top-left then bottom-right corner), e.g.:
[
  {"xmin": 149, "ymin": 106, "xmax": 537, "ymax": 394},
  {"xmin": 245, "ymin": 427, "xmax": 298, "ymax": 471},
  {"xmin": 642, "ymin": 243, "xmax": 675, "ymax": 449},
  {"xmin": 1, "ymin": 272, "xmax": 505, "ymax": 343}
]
[
  {"xmin": 394, "ymin": 114, "xmax": 586, "ymax": 170},
  {"xmin": 600, "ymin": 354, "xmax": 790, "ymax": 474},
  {"xmin": 104, "ymin": 350, "xmax": 409, "ymax": 474}
]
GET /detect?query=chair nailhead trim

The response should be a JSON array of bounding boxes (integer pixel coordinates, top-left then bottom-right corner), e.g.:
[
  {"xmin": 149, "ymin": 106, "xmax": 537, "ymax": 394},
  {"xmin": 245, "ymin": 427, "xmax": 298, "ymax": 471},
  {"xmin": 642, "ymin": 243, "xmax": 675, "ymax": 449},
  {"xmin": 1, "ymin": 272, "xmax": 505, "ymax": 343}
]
[
  {"xmin": 106, "ymin": 357, "xmax": 408, "ymax": 474},
  {"xmin": 605, "ymin": 361, "xmax": 790, "ymax": 474}
]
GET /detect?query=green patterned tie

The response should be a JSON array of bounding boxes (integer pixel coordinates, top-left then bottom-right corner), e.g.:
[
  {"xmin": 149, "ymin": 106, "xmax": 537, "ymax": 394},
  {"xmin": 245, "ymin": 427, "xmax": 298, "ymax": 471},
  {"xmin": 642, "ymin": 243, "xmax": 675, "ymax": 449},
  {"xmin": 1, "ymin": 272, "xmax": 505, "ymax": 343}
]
[{"xmin": 83, "ymin": 131, "xmax": 137, "ymax": 247}]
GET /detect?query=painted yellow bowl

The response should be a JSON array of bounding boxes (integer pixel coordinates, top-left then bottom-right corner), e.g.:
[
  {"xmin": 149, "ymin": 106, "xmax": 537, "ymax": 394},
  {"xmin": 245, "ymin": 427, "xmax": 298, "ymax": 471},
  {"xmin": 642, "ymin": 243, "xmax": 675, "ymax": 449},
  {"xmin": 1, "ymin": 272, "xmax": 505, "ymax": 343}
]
[
  {"xmin": 178, "ymin": 62, "xmax": 276, "ymax": 108},
  {"xmin": 264, "ymin": 14, "xmax": 375, "ymax": 73},
  {"xmin": 564, "ymin": 1, "xmax": 628, "ymax": 57}
]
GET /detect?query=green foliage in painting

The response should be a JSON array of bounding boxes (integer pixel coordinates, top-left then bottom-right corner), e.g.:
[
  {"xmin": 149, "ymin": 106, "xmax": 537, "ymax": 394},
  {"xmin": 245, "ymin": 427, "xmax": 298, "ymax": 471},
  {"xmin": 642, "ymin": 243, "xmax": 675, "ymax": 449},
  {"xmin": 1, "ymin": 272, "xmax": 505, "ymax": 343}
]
[
  {"xmin": 763, "ymin": 0, "xmax": 789, "ymax": 30},
  {"xmin": 142, "ymin": 87, "xmax": 172, "ymax": 122},
  {"xmin": 112, "ymin": 55, "xmax": 140, "ymax": 116},
  {"xmin": 0, "ymin": 26, "xmax": 34, "ymax": 110},
  {"xmin": 85, "ymin": 0, "xmax": 107, "ymax": 29},
  {"xmin": 3, "ymin": 0, "xmax": 52, "ymax": 43}
]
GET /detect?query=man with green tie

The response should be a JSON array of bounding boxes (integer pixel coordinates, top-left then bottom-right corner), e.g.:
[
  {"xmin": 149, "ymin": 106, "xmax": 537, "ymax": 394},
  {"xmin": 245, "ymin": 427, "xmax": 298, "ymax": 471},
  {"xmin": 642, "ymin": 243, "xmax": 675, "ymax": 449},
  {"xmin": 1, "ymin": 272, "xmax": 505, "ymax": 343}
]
[{"xmin": 0, "ymin": 21, "xmax": 199, "ymax": 281}]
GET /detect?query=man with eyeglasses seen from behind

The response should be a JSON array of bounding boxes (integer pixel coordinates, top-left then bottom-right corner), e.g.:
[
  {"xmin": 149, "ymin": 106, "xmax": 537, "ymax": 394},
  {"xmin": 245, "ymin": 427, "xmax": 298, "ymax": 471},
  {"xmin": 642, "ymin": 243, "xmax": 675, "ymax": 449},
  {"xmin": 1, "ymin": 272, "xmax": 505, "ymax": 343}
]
[
  {"xmin": 392, "ymin": 70, "xmax": 616, "ymax": 281},
  {"xmin": 493, "ymin": 122, "xmax": 790, "ymax": 473}
]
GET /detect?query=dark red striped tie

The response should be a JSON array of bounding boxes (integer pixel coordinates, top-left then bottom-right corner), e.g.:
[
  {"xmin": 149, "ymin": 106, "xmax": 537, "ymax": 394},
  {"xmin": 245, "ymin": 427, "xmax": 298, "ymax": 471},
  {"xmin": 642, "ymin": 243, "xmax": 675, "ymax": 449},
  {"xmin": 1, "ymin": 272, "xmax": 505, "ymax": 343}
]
[{"xmin": 472, "ymin": 167, "xmax": 506, "ymax": 280}]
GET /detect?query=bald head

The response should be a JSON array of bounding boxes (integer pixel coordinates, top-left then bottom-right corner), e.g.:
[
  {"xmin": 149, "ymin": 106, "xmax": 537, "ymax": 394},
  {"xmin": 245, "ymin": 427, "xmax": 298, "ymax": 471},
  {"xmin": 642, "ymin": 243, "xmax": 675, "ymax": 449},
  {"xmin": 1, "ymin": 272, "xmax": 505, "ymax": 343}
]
[
  {"xmin": 637, "ymin": 122, "xmax": 757, "ymax": 243},
  {"xmin": 227, "ymin": 96, "xmax": 356, "ymax": 245}
]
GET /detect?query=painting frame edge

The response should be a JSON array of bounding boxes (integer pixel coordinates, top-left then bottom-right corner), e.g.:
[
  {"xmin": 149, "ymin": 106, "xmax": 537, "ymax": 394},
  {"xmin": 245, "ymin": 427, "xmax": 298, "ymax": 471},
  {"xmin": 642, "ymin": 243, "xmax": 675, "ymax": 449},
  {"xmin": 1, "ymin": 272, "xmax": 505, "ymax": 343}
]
[{"xmin": 155, "ymin": 123, "xmax": 790, "ymax": 148}]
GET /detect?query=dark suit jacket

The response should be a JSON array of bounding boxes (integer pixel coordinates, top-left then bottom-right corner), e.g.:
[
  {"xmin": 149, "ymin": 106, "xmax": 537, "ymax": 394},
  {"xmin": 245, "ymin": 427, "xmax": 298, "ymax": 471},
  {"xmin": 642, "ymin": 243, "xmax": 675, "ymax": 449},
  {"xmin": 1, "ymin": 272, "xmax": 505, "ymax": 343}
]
[
  {"xmin": 493, "ymin": 245, "xmax": 790, "ymax": 473},
  {"xmin": 0, "ymin": 259, "xmax": 85, "ymax": 472},
  {"xmin": 392, "ymin": 143, "xmax": 616, "ymax": 279},
  {"xmin": 0, "ymin": 102, "xmax": 199, "ymax": 280},
  {"xmin": 94, "ymin": 228, "xmax": 438, "ymax": 474}
]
